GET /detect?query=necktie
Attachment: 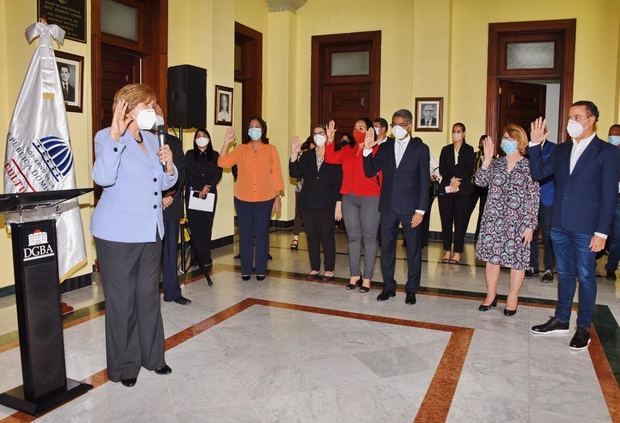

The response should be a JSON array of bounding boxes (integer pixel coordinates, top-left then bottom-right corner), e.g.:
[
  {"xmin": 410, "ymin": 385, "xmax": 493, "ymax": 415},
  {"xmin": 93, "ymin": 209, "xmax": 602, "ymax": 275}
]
[{"xmin": 63, "ymin": 83, "xmax": 68, "ymax": 98}]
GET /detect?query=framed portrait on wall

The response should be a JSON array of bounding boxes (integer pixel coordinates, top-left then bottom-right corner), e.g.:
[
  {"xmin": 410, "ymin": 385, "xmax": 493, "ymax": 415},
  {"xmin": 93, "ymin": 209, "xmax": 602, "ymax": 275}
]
[
  {"xmin": 214, "ymin": 85, "xmax": 233, "ymax": 126},
  {"xmin": 414, "ymin": 97, "xmax": 443, "ymax": 132},
  {"xmin": 55, "ymin": 51, "xmax": 84, "ymax": 113}
]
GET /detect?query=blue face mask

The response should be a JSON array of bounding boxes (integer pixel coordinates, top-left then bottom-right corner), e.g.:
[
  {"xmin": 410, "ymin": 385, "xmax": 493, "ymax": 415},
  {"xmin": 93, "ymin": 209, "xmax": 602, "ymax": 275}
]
[
  {"xmin": 501, "ymin": 137, "xmax": 518, "ymax": 155},
  {"xmin": 609, "ymin": 135, "xmax": 620, "ymax": 146},
  {"xmin": 248, "ymin": 127, "xmax": 262, "ymax": 141}
]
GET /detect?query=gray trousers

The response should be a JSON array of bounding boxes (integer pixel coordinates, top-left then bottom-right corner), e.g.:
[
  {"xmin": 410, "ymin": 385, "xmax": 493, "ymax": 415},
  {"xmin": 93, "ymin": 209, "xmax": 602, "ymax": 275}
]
[
  {"xmin": 94, "ymin": 237, "xmax": 166, "ymax": 382},
  {"xmin": 342, "ymin": 194, "xmax": 381, "ymax": 279}
]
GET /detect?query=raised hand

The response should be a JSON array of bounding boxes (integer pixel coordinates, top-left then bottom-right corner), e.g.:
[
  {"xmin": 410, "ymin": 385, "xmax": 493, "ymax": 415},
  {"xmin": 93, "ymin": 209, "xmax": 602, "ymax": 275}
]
[
  {"xmin": 291, "ymin": 135, "xmax": 301, "ymax": 159},
  {"xmin": 223, "ymin": 127, "xmax": 236, "ymax": 146},
  {"xmin": 110, "ymin": 100, "xmax": 133, "ymax": 141},
  {"xmin": 530, "ymin": 117, "xmax": 550, "ymax": 145},
  {"xmin": 364, "ymin": 128, "xmax": 378, "ymax": 150},
  {"xmin": 482, "ymin": 136, "xmax": 494, "ymax": 166},
  {"xmin": 326, "ymin": 120, "xmax": 337, "ymax": 143}
]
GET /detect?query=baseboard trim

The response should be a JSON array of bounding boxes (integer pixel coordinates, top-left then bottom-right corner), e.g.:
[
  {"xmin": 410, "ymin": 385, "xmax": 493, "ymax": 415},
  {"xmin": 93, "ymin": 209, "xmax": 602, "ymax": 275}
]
[{"xmin": 0, "ymin": 272, "xmax": 94, "ymax": 299}]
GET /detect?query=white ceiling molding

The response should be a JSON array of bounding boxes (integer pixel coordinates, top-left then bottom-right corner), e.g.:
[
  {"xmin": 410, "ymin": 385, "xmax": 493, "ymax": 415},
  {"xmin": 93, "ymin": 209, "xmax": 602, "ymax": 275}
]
[{"xmin": 267, "ymin": 0, "xmax": 307, "ymax": 12}]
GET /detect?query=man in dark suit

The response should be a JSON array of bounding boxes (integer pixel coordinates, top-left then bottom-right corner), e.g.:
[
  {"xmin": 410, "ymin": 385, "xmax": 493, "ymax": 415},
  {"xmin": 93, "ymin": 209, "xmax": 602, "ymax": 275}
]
[
  {"xmin": 363, "ymin": 109, "xmax": 430, "ymax": 305},
  {"xmin": 155, "ymin": 105, "xmax": 190, "ymax": 305},
  {"xmin": 530, "ymin": 101, "xmax": 619, "ymax": 350},
  {"xmin": 59, "ymin": 64, "xmax": 75, "ymax": 102}
]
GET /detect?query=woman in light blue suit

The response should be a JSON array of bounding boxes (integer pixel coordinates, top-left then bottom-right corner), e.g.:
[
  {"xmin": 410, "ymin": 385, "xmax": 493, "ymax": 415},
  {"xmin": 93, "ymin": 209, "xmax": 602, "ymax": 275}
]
[{"xmin": 91, "ymin": 84, "xmax": 177, "ymax": 388}]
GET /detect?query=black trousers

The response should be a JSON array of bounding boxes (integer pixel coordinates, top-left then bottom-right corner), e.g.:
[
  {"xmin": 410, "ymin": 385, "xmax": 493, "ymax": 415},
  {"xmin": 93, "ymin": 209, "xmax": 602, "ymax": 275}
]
[
  {"xmin": 293, "ymin": 191, "xmax": 304, "ymax": 236},
  {"xmin": 438, "ymin": 194, "xmax": 469, "ymax": 253},
  {"xmin": 380, "ymin": 208, "xmax": 422, "ymax": 294},
  {"xmin": 530, "ymin": 202, "xmax": 554, "ymax": 271},
  {"xmin": 467, "ymin": 186, "xmax": 488, "ymax": 241},
  {"xmin": 303, "ymin": 207, "xmax": 336, "ymax": 272},
  {"xmin": 187, "ymin": 206, "xmax": 216, "ymax": 272},
  {"xmin": 421, "ymin": 195, "xmax": 436, "ymax": 247},
  {"xmin": 162, "ymin": 218, "xmax": 181, "ymax": 301}
]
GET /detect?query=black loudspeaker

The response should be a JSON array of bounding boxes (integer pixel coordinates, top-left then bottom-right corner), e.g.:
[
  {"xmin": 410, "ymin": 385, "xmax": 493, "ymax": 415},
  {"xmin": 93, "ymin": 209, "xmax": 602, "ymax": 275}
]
[{"xmin": 167, "ymin": 64, "xmax": 207, "ymax": 129}]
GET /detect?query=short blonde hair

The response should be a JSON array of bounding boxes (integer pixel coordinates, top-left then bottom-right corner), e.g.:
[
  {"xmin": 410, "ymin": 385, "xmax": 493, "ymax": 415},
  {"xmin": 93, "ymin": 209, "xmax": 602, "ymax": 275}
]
[
  {"xmin": 503, "ymin": 123, "xmax": 528, "ymax": 155},
  {"xmin": 113, "ymin": 83, "xmax": 156, "ymax": 111}
]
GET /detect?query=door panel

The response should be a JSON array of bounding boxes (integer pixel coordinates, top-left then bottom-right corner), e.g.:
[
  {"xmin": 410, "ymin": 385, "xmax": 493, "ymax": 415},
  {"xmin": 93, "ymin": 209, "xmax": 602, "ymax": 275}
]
[
  {"xmin": 100, "ymin": 44, "xmax": 141, "ymax": 130},
  {"xmin": 498, "ymin": 80, "xmax": 546, "ymax": 140},
  {"xmin": 321, "ymin": 84, "xmax": 372, "ymax": 129},
  {"xmin": 311, "ymin": 31, "xmax": 381, "ymax": 134}
]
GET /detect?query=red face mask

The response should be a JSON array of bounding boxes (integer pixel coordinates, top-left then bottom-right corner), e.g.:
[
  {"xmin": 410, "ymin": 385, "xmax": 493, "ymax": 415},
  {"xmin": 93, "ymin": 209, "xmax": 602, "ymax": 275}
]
[{"xmin": 353, "ymin": 129, "xmax": 366, "ymax": 144}]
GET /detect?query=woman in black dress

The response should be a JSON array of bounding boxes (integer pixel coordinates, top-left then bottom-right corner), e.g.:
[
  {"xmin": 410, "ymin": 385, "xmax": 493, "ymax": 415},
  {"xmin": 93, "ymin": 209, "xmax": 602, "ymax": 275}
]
[{"xmin": 185, "ymin": 128, "xmax": 222, "ymax": 284}]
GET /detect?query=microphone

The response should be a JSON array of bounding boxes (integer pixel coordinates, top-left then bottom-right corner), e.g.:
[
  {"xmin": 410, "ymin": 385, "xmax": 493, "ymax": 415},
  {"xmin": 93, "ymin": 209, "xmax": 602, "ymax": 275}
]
[{"xmin": 157, "ymin": 125, "xmax": 167, "ymax": 172}]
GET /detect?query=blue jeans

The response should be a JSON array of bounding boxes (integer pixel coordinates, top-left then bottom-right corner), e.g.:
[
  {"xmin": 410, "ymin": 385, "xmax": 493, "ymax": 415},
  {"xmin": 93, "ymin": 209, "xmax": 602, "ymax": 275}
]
[
  {"xmin": 606, "ymin": 199, "xmax": 620, "ymax": 272},
  {"xmin": 551, "ymin": 227, "xmax": 597, "ymax": 328}
]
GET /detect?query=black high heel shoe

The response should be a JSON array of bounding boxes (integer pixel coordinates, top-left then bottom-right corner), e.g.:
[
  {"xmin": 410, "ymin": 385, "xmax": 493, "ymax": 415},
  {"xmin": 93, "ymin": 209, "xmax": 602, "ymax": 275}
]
[
  {"xmin": 346, "ymin": 277, "xmax": 362, "ymax": 290},
  {"xmin": 359, "ymin": 282, "xmax": 371, "ymax": 293},
  {"xmin": 478, "ymin": 296, "xmax": 498, "ymax": 311},
  {"xmin": 504, "ymin": 307, "xmax": 518, "ymax": 316}
]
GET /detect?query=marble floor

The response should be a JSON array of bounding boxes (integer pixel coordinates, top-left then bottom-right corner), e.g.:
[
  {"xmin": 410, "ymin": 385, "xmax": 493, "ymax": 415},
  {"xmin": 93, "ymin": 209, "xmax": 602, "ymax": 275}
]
[{"xmin": 0, "ymin": 231, "xmax": 618, "ymax": 422}]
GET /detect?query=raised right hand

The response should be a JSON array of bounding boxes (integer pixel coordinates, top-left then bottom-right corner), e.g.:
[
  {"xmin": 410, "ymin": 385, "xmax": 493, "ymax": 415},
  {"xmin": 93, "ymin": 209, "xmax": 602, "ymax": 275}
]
[
  {"xmin": 364, "ymin": 128, "xmax": 378, "ymax": 150},
  {"xmin": 326, "ymin": 120, "xmax": 337, "ymax": 143},
  {"xmin": 223, "ymin": 127, "xmax": 236, "ymax": 146},
  {"xmin": 482, "ymin": 136, "xmax": 494, "ymax": 166},
  {"xmin": 530, "ymin": 117, "xmax": 550, "ymax": 145},
  {"xmin": 110, "ymin": 100, "xmax": 133, "ymax": 141},
  {"xmin": 291, "ymin": 136, "xmax": 301, "ymax": 158}
]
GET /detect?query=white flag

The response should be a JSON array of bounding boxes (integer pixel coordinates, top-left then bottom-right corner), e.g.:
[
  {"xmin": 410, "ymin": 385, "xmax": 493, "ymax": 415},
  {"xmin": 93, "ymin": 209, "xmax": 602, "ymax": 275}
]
[{"xmin": 3, "ymin": 22, "xmax": 86, "ymax": 281}]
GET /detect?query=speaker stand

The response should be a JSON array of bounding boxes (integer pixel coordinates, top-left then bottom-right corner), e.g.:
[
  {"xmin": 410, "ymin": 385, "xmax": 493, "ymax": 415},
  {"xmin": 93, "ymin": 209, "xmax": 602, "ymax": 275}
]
[{"xmin": 0, "ymin": 379, "xmax": 92, "ymax": 416}]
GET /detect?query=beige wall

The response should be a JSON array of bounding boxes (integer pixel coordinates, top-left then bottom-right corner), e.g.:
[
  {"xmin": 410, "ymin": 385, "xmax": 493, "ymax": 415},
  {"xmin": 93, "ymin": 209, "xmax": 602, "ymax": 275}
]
[
  {"xmin": 1, "ymin": 0, "xmax": 619, "ymax": 288},
  {"xmin": 0, "ymin": 1, "xmax": 95, "ymax": 288}
]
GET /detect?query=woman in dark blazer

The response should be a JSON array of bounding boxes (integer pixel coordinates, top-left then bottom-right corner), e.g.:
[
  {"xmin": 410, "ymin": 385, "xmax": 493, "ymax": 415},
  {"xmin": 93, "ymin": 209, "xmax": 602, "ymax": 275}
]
[
  {"xmin": 438, "ymin": 122, "xmax": 475, "ymax": 264},
  {"xmin": 185, "ymin": 128, "xmax": 222, "ymax": 284},
  {"xmin": 289, "ymin": 126, "xmax": 342, "ymax": 281}
]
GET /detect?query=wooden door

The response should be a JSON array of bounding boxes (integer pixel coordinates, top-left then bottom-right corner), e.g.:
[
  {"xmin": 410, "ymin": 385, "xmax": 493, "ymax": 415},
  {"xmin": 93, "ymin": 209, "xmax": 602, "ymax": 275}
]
[
  {"xmin": 498, "ymin": 80, "xmax": 546, "ymax": 140},
  {"xmin": 100, "ymin": 44, "xmax": 142, "ymax": 130},
  {"xmin": 311, "ymin": 31, "xmax": 381, "ymax": 134}
]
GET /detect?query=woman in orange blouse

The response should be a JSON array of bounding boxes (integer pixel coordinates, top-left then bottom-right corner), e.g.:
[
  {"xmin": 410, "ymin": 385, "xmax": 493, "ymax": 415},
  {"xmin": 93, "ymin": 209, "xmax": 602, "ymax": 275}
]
[{"xmin": 218, "ymin": 116, "xmax": 284, "ymax": 280}]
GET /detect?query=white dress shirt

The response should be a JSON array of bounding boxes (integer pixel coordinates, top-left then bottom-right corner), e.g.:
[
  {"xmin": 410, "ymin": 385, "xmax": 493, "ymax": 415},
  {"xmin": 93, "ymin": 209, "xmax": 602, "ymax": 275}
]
[
  {"xmin": 569, "ymin": 133, "xmax": 596, "ymax": 174},
  {"xmin": 394, "ymin": 135, "xmax": 411, "ymax": 167}
]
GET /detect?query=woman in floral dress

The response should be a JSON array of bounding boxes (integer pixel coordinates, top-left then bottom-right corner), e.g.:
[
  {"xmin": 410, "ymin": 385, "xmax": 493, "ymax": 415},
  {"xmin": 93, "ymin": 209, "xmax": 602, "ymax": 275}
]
[{"xmin": 475, "ymin": 124, "xmax": 539, "ymax": 316}]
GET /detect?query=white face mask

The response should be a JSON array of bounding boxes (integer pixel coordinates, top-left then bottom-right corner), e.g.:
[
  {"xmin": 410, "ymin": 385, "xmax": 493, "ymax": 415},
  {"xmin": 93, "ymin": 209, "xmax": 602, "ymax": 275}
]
[
  {"xmin": 136, "ymin": 108, "xmax": 157, "ymax": 130},
  {"xmin": 374, "ymin": 127, "xmax": 381, "ymax": 135},
  {"xmin": 566, "ymin": 119, "xmax": 584, "ymax": 139},
  {"xmin": 195, "ymin": 137, "xmax": 210, "ymax": 148},
  {"xmin": 155, "ymin": 114, "xmax": 165, "ymax": 127},
  {"xmin": 452, "ymin": 132, "xmax": 463, "ymax": 142},
  {"xmin": 313, "ymin": 134, "xmax": 326, "ymax": 147},
  {"xmin": 392, "ymin": 125, "xmax": 408, "ymax": 140}
]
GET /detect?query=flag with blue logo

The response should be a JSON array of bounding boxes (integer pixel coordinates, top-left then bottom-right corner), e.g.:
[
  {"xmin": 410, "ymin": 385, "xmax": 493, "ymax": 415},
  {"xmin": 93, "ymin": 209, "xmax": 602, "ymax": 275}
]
[{"xmin": 3, "ymin": 22, "xmax": 86, "ymax": 280}]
